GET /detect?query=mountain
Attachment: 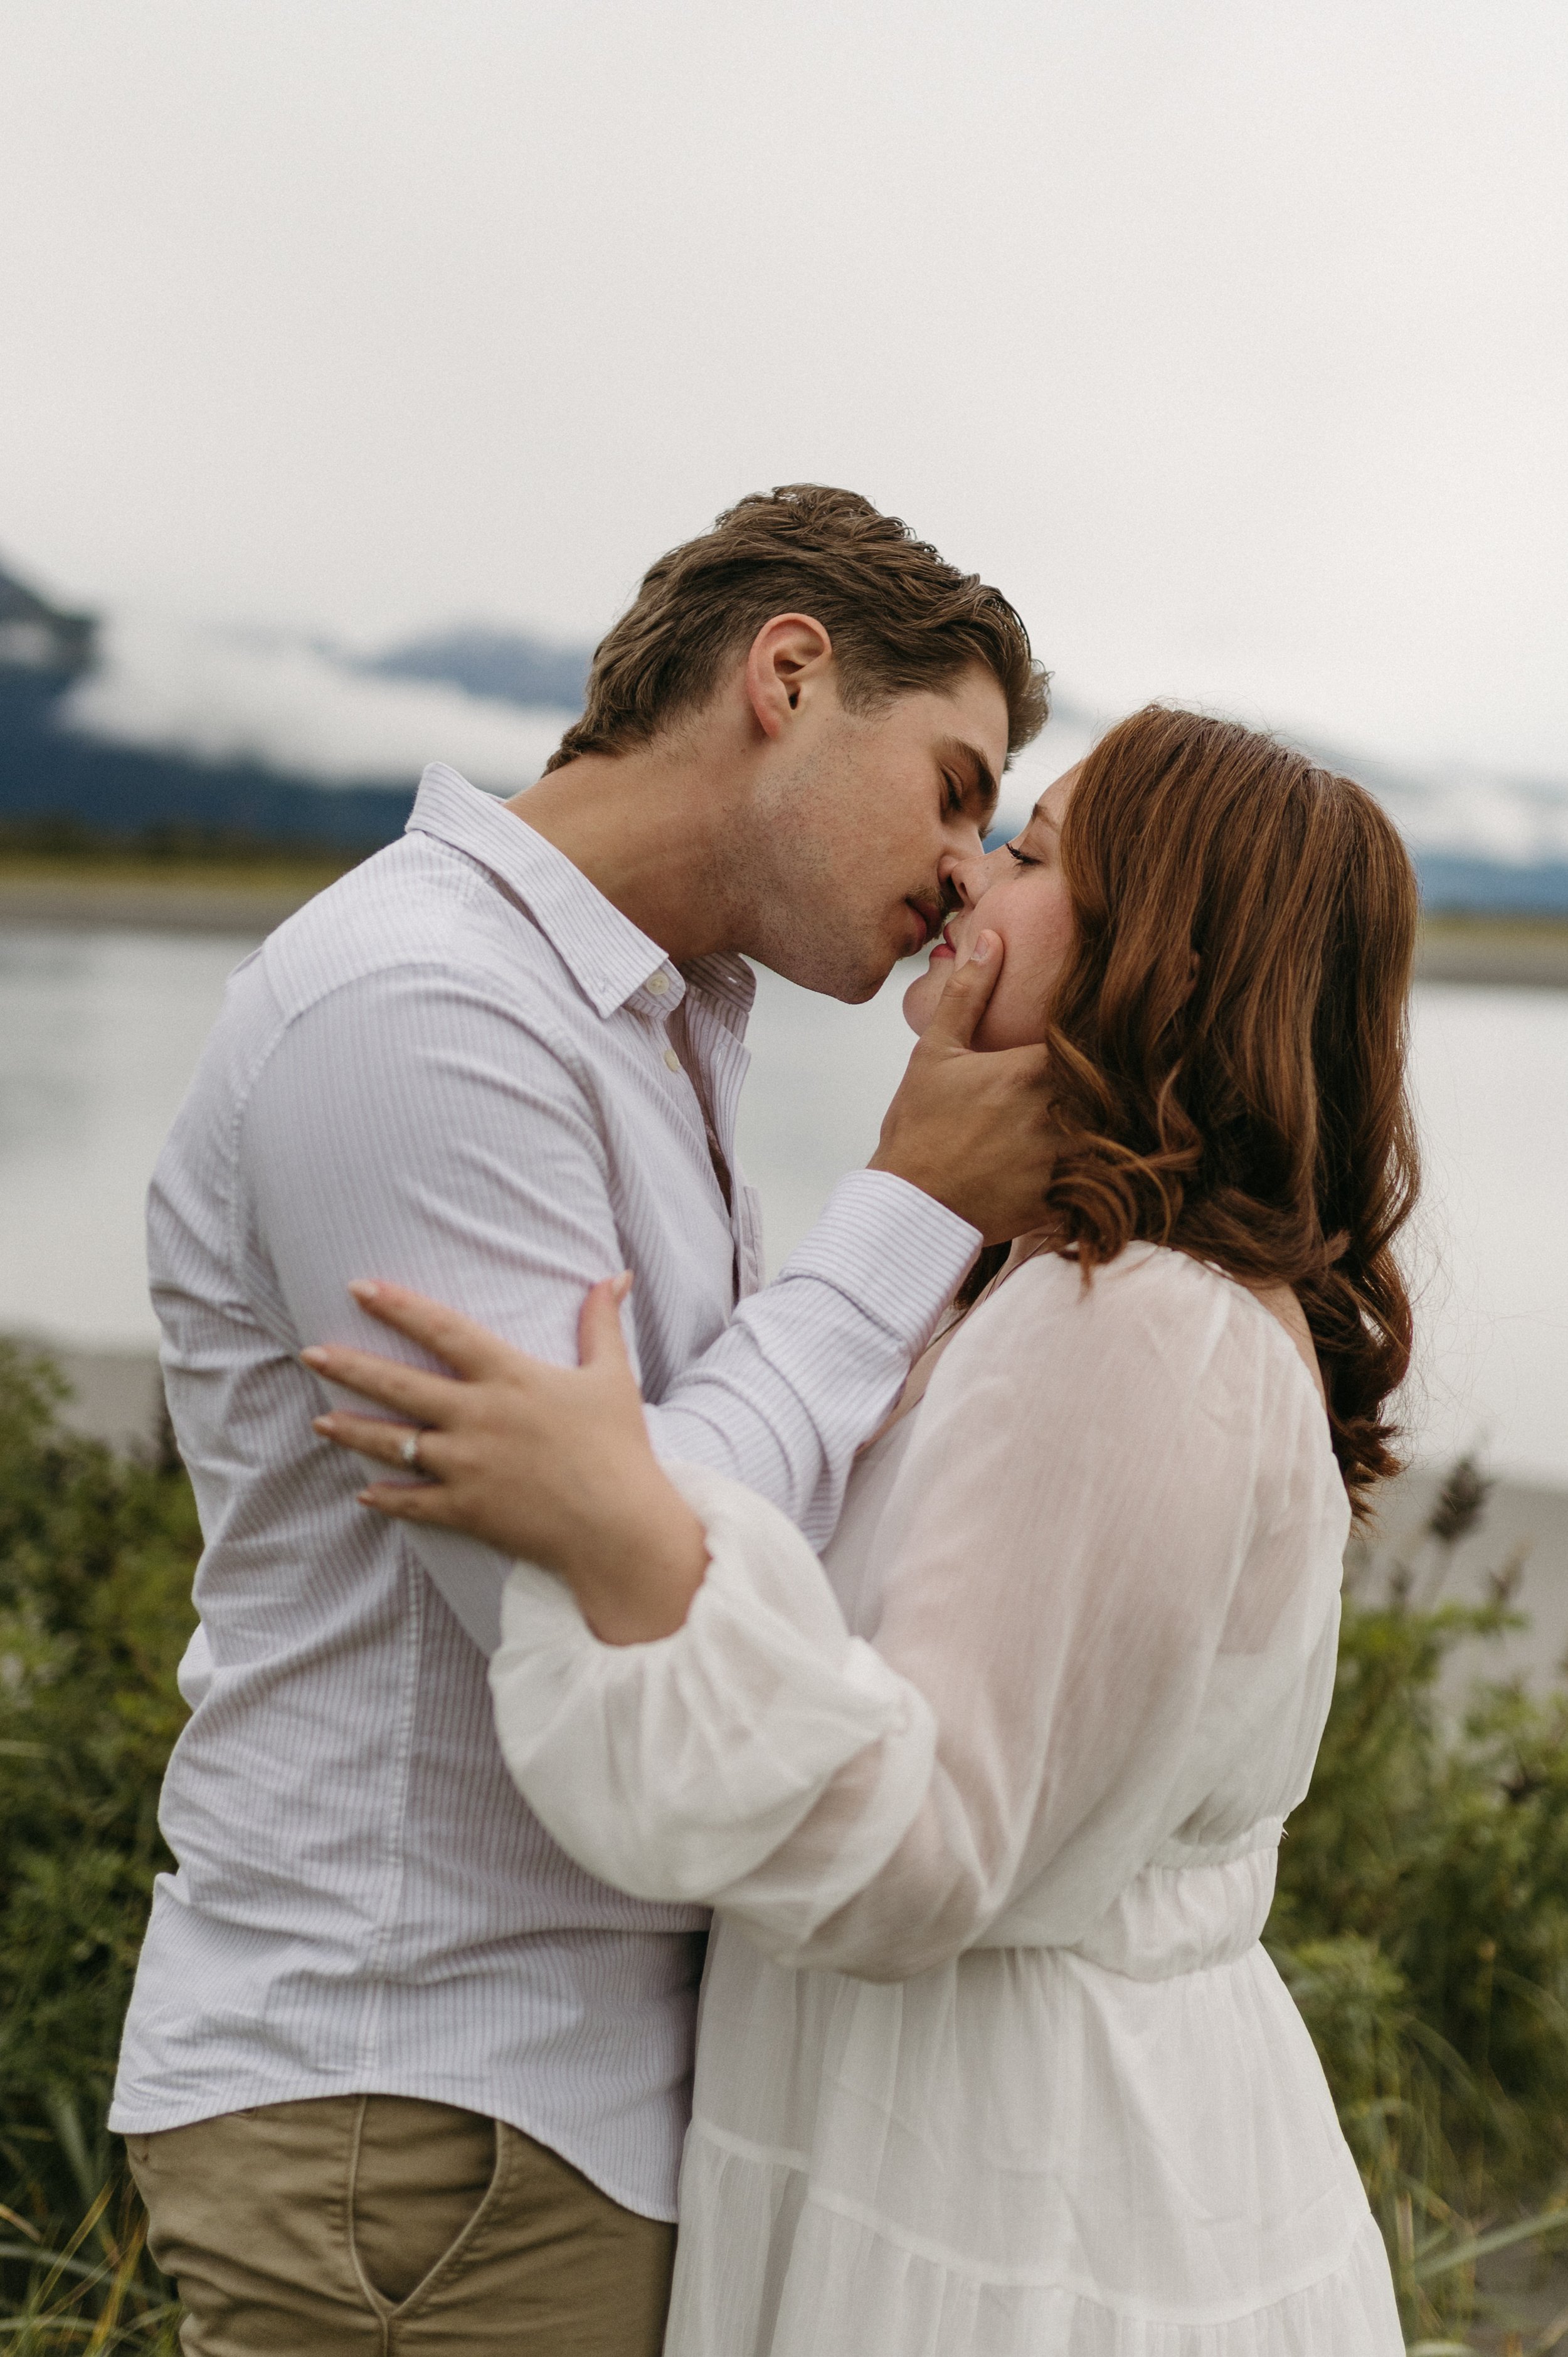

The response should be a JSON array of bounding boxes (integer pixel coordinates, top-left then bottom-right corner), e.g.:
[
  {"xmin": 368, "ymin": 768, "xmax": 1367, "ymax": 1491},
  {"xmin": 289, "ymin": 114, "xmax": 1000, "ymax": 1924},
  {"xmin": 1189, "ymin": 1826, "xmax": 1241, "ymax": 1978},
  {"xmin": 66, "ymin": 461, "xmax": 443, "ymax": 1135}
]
[
  {"xmin": 0, "ymin": 578, "xmax": 581, "ymax": 856},
  {"xmin": 1296, "ymin": 737, "xmax": 1568, "ymax": 915},
  {"xmin": 361, "ymin": 626, "xmax": 591, "ymax": 711},
  {"xmin": 1, "ymin": 555, "xmax": 1565, "ymax": 907},
  {"xmin": 0, "ymin": 557, "xmax": 97, "ymax": 732}
]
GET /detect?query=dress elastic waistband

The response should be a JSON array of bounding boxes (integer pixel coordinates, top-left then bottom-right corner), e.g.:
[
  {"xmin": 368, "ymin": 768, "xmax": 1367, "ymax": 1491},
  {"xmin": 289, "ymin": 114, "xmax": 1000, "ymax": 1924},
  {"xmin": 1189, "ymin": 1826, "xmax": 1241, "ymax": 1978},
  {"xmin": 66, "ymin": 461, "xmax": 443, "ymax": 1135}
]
[{"xmin": 977, "ymin": 1837, "xmax": 1282, "ymax": 1979}]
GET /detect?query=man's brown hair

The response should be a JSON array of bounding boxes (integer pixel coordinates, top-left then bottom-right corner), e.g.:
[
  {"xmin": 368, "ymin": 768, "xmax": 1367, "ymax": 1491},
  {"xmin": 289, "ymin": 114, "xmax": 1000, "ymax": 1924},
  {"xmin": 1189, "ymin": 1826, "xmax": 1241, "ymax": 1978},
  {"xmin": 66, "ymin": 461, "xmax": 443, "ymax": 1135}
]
[
  {"xmin": 1020, "ymin": 707, "xmax": 1420, "ymax": 1513},
  {"xmin": 544, "ymin": 484, "xmax": 1047, "ymax": 774}
]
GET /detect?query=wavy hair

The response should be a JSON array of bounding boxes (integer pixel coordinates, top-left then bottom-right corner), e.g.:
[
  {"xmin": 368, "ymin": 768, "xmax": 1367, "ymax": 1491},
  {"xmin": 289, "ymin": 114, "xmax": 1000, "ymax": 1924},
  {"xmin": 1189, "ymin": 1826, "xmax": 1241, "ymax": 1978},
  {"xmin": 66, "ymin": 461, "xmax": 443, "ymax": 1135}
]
[
  {"xmin": 1009, "ymin": 706, "xmax": 1419, "ymax": 1513},
  {"xmin": 546, "ymin": 485, "xmax": 1047, "ymax": 772}
]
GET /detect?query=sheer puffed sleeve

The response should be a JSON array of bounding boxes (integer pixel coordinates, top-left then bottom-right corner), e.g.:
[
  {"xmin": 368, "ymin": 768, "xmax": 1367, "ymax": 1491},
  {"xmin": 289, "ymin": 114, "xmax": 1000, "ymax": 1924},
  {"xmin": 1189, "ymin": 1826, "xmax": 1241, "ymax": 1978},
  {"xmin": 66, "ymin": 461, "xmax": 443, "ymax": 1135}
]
[{"xmin": 489, "ymin": 1247, "xmax": 1342, "ymax": 1979}]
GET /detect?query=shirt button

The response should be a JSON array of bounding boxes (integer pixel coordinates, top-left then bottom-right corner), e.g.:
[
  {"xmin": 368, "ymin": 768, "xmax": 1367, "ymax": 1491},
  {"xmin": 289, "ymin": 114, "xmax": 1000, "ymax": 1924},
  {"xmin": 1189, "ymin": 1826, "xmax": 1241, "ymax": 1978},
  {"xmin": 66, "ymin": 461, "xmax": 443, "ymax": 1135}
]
[
  {"xmin": 646, "ymin": 973, "xmax": 670, "ymax": 996},
  {"xmin": 664, "ymin": 1048, "xmax": 682, "ymax": 1072}
]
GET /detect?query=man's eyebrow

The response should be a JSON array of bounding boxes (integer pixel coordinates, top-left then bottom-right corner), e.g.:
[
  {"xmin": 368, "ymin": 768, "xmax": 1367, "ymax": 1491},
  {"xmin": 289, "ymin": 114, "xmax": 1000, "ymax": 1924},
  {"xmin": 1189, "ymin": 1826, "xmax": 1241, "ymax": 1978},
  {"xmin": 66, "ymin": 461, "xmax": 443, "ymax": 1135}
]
[{"xmin": 938, "ymin": 737, "xmax": 1000, "ymax": 827}]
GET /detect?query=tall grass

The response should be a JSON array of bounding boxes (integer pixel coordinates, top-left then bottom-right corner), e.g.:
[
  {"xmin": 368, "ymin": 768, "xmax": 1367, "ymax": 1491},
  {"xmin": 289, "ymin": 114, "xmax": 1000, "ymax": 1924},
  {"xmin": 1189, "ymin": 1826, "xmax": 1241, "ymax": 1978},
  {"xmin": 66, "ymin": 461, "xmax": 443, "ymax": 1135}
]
[
  {"xmin": 0, "ymin": 1344, "xmax": 196, "ymax": 2347},
  {"xmin": 3, "ymin": 1347, "xmax": 1568, "ymax": 2348}
]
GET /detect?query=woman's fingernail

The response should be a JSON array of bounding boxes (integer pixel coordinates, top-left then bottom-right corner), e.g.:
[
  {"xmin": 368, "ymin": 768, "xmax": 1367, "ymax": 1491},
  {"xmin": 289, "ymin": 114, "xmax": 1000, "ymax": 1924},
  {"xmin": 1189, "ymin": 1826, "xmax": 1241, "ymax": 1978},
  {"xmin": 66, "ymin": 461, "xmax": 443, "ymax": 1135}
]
[
  {"xmin": 612, "ymin": 1271, "xmax": 633, "ymax": 1303},
  {"xmin": 311, "ymin": 1415, "xmax": 333, "ymax": 1434},
  {"xmin": 300, "ymin": 1347, "xmax": 329, "ymax": 1367},
  {"xmin": 348, "ymin": 1280, "xmax": 381, "ymax": 1302},
  {"xmin": 972, "ymin": 932, "xmax": 993, "ymax": 963}
]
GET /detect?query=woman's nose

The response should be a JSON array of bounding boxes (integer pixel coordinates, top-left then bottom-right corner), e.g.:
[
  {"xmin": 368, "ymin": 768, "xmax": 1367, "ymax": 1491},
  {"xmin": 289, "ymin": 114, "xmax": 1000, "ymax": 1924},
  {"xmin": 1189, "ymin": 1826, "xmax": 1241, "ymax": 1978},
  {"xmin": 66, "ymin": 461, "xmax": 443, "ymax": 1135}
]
[{"xmin": 942, "ymin": 849, "xmax": 997, "ymax": 910}]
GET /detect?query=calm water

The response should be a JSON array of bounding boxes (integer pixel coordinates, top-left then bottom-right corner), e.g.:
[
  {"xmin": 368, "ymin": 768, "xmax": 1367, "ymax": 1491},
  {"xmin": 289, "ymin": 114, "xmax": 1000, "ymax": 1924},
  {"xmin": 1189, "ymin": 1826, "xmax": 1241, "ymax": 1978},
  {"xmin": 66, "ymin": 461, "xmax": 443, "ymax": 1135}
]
[{"xmin": 1, "ymin": 926, "xmax": 1564, "ymax": 1483}]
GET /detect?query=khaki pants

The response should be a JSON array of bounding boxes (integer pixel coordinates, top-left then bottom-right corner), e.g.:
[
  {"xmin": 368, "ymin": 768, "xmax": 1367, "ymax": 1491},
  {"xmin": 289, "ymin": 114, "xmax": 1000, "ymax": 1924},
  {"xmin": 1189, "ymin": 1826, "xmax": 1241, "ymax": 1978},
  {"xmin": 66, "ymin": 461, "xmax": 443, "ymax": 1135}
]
[{"xmin": 125, "ymin": 2095, "xmax": 674, "ymax": 2355}]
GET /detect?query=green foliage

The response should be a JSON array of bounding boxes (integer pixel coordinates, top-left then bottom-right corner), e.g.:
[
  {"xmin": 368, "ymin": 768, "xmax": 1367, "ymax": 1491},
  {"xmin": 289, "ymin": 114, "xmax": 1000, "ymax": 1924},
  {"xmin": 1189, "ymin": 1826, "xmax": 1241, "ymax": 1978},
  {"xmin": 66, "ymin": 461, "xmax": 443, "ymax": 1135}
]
[
  {"xmin": 0, "ymin": 1342, "xmax": 198, "ymax": 2344},
  {"xmin": 1269, "ymin": 1476, "xmax": 1568, "ymax": 2349},
  {"xmin": 3, "ymin": 1346, "xmax": 1568, "ymax": 2349}
]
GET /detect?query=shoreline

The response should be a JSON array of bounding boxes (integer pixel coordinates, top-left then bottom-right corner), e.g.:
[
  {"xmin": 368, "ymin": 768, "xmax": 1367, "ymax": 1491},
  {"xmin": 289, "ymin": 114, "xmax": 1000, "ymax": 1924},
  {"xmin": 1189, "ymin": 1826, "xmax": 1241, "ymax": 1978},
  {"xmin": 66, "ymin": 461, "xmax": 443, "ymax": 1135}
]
[
  {"xmin": 4, "ymin": 864, "xmax": 1568, "ymax": 984},
  {"xmin": 0, "ymin": 857, "xmax": 350, "ymax": 939},
  {"xmin": 1415, "ymin": 914, "xmax": 1568, "ymax": 988}
]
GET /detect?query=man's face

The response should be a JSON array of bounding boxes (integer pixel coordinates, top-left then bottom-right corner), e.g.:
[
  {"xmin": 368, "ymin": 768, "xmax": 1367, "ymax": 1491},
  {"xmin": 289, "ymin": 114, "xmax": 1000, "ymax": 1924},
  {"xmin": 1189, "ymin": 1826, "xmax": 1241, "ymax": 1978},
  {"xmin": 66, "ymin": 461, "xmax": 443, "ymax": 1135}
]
[{"xmin": 744, "ymin": 661, "xmax": 1011, "ymax": 1003}]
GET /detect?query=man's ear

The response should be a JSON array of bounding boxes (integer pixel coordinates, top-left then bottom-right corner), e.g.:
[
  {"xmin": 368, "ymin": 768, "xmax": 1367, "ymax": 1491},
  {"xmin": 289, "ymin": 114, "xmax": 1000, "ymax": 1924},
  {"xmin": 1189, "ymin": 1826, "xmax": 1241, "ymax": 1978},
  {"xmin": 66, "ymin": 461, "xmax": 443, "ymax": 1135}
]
[{"xmin": 744, "ymin": 614, "xmax": 835, "ymax": 742}]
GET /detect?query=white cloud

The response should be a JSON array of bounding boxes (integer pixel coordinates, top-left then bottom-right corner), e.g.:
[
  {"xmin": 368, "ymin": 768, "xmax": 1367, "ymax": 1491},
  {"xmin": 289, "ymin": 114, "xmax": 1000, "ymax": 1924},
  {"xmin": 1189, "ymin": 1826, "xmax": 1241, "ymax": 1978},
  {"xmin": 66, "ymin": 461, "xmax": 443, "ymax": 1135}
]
[
  {"xmin": 1369, "ymin": 766, "xmax": 1568, "ymax": 866},
  {"xmin": 50, "ymin": 611, "xmax": 1568, "ymax": 868},
  {"xmin": 3, "ymin": 0, "xmax": 1564, "ymax": 782},
  {"xmin": 1000, "ymin": 701, "xmax": 1568, "ymax": 866},
  {"xmin": 60, "ymin": 612, "xmax": 573, "ymax": 790}
]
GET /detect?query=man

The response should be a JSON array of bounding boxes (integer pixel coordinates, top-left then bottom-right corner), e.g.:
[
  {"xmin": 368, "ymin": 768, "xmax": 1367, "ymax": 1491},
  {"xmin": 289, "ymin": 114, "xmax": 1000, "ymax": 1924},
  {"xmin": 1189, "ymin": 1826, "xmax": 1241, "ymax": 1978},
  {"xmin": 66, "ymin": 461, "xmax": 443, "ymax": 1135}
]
[{"xmin": 115, "ymin": 485, "xmax": 1053, "ymax": 2351}]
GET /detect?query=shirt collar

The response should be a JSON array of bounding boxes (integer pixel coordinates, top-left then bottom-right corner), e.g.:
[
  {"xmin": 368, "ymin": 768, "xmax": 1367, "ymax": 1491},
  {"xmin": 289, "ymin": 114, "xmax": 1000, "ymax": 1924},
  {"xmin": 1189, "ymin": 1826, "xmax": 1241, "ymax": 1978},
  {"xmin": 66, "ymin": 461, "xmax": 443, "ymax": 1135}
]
[
  {"xmin": 679, "ymin": 952, "xmax": 757, "ymax": 1038},
  {"xmin": 407, "ymin": 763, "xmax": 697, "ymax": 1021}
]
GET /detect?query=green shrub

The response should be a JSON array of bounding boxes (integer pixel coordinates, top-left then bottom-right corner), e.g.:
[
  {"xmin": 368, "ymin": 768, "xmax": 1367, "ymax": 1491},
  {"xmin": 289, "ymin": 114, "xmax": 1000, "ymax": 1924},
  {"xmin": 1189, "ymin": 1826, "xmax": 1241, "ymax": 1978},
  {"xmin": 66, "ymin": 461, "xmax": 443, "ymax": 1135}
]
[
  {"xmin": 3, "ymin": 1345, "xmax": 1568, "ymax": 2349},
  {"xmin": 0, "ymin": 1341, "xmax": 196, "ymax": 2345},
  {"xmin": 1270, "ymin": 1476, "xmax": 1568, "ymax": 2348}
]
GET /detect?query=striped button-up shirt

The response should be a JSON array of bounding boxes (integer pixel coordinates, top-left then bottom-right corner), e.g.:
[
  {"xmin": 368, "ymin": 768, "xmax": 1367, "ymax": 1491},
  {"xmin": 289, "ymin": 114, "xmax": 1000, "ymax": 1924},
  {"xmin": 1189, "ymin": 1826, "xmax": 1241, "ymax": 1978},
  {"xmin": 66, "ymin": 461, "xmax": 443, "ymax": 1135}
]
[{"xmin": 110, "ymin": 765, "xmax": 979, "ymax": 2217}]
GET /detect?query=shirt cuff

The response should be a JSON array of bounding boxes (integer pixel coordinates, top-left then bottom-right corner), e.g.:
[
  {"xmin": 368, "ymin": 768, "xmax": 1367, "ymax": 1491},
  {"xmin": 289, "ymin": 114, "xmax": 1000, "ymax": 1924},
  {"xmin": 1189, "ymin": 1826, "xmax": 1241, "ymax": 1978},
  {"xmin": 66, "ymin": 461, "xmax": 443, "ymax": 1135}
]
[{"xmin": 776, "ymin": 1169, "xmax": 980, "ymax": 1353}]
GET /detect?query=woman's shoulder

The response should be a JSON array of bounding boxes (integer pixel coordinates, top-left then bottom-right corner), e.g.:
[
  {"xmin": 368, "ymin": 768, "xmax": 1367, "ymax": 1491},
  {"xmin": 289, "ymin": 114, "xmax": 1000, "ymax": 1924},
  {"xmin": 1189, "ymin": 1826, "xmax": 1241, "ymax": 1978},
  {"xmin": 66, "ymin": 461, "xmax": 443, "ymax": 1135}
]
[
  {"xmin": 902, "ymin": 1246, "xmax": 1331, "ymax": 1558},
  {"xmin": 950, "ymin": 1242, "xmax": 1306, "ymax": 1414},
  {"xmin": 963, "ymin": 1238, "xmax": 1229, "ymax": 1333}
]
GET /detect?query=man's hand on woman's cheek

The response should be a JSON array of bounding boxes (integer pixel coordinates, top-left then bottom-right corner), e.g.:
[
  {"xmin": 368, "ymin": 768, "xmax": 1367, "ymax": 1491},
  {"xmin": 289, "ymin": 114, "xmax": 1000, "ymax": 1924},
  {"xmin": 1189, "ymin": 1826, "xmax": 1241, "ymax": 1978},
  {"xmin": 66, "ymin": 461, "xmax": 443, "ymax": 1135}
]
[{"xmin": 871, "ymin": 932, "xmax": 1054, "ymax": 1245}]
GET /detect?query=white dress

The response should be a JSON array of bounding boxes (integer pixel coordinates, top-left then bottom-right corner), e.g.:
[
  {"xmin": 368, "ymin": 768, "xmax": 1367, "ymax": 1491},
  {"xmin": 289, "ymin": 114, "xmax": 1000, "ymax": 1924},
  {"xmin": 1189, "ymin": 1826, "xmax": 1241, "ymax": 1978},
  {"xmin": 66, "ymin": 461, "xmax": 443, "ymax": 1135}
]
[{"xmin": 490, "ymin": 1244, "xmax": 1403, "ymax": 2356}]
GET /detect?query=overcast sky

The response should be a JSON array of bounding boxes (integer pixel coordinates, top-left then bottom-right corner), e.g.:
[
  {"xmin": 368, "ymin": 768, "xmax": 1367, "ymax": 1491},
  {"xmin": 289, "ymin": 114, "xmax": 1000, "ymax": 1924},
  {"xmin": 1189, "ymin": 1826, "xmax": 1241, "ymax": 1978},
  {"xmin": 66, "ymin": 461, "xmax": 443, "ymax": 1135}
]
[{"xmin": 3, "ymin": 0, "xmax": 1565, "ymax": 777}]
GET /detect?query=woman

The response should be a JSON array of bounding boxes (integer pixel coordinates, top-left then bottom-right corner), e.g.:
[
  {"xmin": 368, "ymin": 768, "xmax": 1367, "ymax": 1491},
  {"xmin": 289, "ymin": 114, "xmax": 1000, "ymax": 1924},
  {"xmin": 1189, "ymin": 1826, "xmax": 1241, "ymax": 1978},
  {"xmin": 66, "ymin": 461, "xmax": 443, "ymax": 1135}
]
[{"xmin": 306, "ymin": 706, "xmax": 1416, "ymax": 2354}]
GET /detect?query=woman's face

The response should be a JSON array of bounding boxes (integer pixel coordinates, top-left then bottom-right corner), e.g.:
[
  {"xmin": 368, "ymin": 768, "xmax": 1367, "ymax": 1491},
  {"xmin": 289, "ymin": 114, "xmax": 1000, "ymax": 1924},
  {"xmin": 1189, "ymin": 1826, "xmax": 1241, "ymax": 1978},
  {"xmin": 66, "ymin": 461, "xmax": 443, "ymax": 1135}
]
[{"xmin": 902, "ymin": 763, "xmax": 1080, "ymax": 1049}]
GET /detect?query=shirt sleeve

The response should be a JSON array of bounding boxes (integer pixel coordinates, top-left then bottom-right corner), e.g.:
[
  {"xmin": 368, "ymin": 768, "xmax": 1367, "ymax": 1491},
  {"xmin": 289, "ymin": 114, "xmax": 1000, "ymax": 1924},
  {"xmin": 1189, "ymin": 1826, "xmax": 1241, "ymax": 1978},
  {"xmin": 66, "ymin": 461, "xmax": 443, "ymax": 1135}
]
[
  {"xmin": 241, "ymin": 960, "xmax": 977, "ymax": 1653},
  {"xmin": 489, "ymin": 1250, "xmax": 1338, "ymax": 1978}
]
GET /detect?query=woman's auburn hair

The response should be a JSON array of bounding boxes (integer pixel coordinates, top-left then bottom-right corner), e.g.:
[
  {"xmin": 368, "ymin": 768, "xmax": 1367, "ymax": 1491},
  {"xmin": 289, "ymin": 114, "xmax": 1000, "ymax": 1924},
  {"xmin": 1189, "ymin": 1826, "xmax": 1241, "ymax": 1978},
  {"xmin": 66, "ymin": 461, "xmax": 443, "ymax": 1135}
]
[{"xmin": 1035, "ymin": 704, "xmax": 1420, "ymax": 1515}]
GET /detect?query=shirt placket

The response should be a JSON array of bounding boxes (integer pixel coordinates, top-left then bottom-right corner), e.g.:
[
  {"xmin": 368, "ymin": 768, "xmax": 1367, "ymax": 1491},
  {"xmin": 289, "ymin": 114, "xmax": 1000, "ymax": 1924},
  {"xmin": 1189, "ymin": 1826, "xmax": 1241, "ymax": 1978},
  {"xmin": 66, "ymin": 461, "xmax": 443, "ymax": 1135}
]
[{"xmin": 704, "ymin": 1024, "xmax": 763, "ymax": 1299}]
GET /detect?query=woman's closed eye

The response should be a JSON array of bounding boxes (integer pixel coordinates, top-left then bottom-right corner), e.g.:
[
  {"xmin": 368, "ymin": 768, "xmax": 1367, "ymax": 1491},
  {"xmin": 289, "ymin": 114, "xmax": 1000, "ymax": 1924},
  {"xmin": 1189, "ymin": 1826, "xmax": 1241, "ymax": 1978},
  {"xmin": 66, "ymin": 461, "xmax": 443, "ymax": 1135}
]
[{"xmin": 1006, "ymin": 841, "xmax": 1041, "ymax": 868}]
